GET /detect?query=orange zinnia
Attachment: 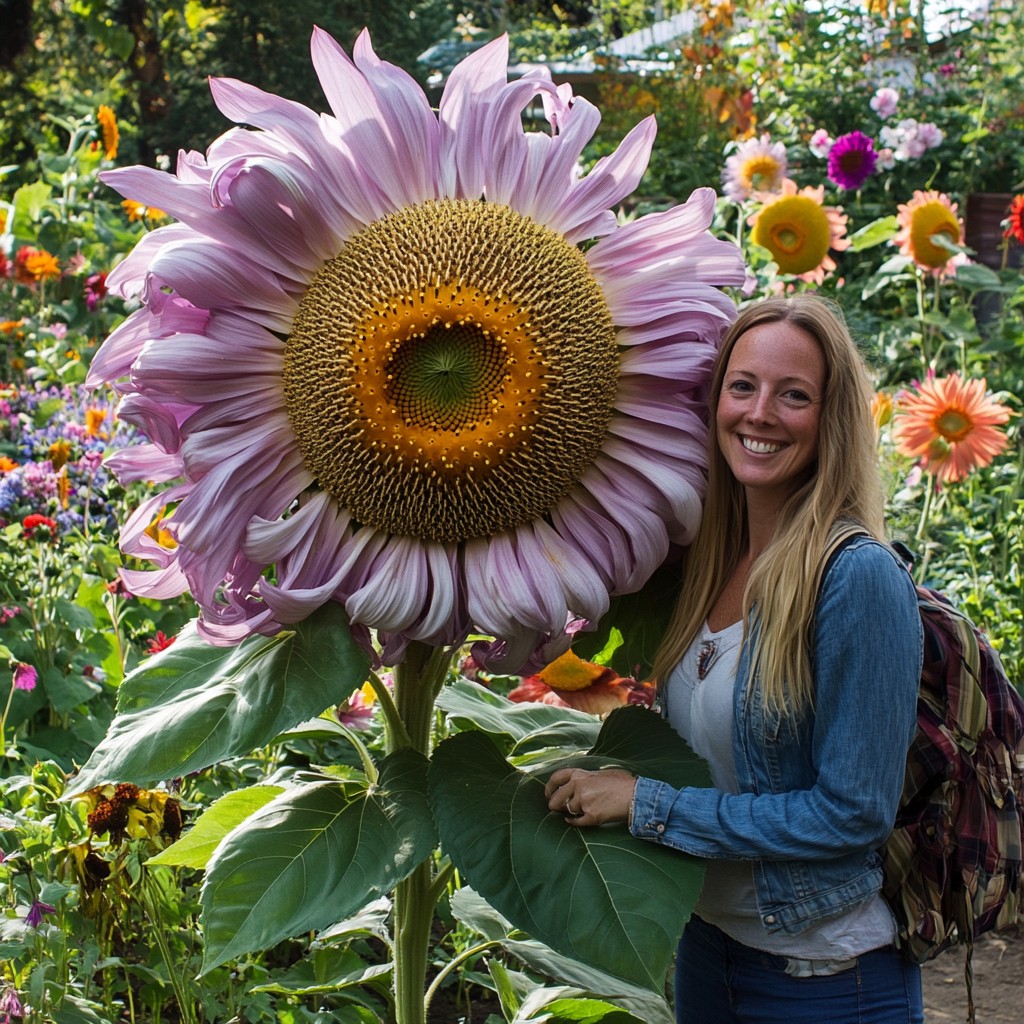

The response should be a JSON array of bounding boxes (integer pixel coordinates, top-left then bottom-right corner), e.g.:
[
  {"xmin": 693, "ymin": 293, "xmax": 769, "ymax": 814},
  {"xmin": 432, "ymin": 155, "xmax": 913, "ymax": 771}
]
[
  {"xmin": 1004, "ymin": 194, "xmax": 1024, "ymax": 245},
  {"xmin": 892, "ymin": 373, "xmax": 1012, "ymax": 484}
]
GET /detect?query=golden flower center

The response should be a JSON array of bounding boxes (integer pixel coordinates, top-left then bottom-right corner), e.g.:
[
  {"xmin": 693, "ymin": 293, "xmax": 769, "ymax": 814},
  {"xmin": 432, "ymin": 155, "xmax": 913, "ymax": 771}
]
[
  {"xmin": 935, "ymin": 409, "xmax": 971, "ymax": 441},
  {"xmin": 909, "ymin": 203, "xmax": 961, "ymax": 268},
  {"xmin": 283, "ymin": 198, "xmax": 619, "ymax": 543},
  {"xmin": 742, "ymin": 155, "xmax": 782, "ymax": 192},
  {"xmin": 752, "ymin": 196, "xmax": 830, "ymax": 275}
]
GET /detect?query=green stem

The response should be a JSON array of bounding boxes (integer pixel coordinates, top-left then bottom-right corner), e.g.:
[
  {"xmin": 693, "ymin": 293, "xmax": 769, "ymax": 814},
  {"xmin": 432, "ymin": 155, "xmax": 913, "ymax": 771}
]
[
  {"xmin": 389, "ymin": 641, "xmax": 456, "ymax": 1024},
  {"xmin": 141, "ymin": 874, "xmax": 197, "ymax": 1024},
  {"xmin": 423, "ymin": 940, "xmax": 503, "ymax": 1016}
]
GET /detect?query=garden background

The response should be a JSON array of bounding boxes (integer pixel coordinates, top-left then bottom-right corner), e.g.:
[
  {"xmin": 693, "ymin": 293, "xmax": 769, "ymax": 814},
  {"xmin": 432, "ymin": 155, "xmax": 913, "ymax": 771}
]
[{"xmin": 1, "ymin": 2, "xmax": 1023, "ymax": 1023}]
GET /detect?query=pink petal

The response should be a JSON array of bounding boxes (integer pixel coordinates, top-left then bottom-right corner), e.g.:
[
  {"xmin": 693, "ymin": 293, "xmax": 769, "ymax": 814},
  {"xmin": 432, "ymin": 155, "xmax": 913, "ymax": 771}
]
[{"xmin": 437, "ymin": 34, "xmax": 510, "ymax": 197}]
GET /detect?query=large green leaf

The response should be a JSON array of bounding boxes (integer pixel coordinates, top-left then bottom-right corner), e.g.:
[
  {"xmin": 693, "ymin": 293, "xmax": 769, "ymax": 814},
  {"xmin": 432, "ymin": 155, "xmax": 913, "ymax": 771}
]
[
  {"xmin": 436, "ymin": 678, "xmax": 601, "ymax": 753},
  {"xmin": 201, "ymin": 749, "xmax": 436, "ymax": 971},
  {"xmin": 147, "ymin": 785, "xmax": 285, "ymax": 869},
  {"xmin": 451, "ymin": 888, "xmax": 673, "ymax": 1024},
  {"xmin": 70, "ymin": 603, "xmax": 371, "ymax": 791},
  {"xmin": 429, "ymin": 706, "xmax": 710, "ymax": 992}
]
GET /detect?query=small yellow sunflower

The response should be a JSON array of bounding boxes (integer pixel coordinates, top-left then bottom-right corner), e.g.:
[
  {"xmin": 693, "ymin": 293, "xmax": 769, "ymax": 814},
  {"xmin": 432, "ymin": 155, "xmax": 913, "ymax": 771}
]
[
  {"xmin": 97, "ymin": 105, "xmax": 119, "ymax": 161},
  {"xmin": 894, "ymin": 190, "xmax": 963, "ymax": 275},
  {"xmin": 749, "ymin": 179, "xmax": 849, "ymax": 283}
]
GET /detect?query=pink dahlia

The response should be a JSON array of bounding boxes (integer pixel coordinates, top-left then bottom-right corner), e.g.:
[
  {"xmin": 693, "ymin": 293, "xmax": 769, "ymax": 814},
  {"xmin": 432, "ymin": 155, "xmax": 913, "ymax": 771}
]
[
  {"xmin": 88, "ymin": 29, "xmax": 746, "ymax": 670},
  {"xmin": 827, "ymin": 131, "xmax": 878, "ymax": 191}
]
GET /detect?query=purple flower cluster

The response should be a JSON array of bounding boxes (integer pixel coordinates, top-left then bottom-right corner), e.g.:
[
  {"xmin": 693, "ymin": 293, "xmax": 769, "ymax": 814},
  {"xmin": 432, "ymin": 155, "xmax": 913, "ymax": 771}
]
[{"xmin": 0, "ymin": 383, "xmax": 140, "ymax": 535}]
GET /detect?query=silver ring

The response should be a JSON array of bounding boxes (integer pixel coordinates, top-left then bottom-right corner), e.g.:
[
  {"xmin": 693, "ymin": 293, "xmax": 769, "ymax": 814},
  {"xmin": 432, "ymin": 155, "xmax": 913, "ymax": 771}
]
[{"xmin": 566, "ymin": 801, "xmax": 577, "ymax": 816}]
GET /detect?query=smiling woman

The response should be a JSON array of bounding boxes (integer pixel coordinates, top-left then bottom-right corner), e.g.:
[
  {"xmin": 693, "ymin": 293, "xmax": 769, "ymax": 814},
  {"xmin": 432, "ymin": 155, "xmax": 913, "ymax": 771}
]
[{"xmin": 87, "ymin": 27, "xmax": 747, "ymax": 671}]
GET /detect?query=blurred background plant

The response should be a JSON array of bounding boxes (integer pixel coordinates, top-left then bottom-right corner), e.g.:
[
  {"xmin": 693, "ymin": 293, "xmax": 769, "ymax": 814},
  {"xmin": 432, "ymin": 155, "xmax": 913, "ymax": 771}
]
[{"xmin": 1, "ymin": 2, "xmax": 1023, "ymax": 1022}]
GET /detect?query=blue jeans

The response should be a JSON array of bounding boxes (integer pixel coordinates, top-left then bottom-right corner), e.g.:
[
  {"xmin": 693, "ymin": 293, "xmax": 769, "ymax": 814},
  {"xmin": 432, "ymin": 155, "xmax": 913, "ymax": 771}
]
[{"xmin": 674, "ymin": 916, "xmax": 923, "ymax": 1024}]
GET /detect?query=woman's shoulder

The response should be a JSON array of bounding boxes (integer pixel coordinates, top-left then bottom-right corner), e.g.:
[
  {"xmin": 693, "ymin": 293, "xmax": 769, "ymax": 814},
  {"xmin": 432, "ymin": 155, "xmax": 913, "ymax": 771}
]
[{"xmin": 821, "ymin": 532, "xmax": 917, "ymax": 602}]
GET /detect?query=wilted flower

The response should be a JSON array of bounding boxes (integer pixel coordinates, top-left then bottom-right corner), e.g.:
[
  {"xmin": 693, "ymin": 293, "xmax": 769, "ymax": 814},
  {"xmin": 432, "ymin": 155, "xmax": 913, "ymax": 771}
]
[
  {"xmin": 12, "ymin": 662, "xmax": 37, "ymax": 691},
  {"xmin": 0, "ymin": 983, "xmax": 24, "ymax": 1020},
  {"xmin": 870, "ymin": 87, "xmax": 900, "ymax": 119},
  {"xmin": 827, "ymin": 131, "xmax": 878, "ymax": 190},
  {"xmin": 892, "ymin": 373, "xmax": 1012, "ymax": 484},
  {"xmin": 749, "ymin": 179, "xmax": 849, "ymax": 284},
  {"xmin": 88, "ymin": 28, "xmax": 746, "ymax": 670},
  {"xmin": 894, "ymin": 189, "xmax": 964, "ymax": 276},
  {"xmin": 722, "ymin": 133, "xmax": 788, "ymax": 201}
]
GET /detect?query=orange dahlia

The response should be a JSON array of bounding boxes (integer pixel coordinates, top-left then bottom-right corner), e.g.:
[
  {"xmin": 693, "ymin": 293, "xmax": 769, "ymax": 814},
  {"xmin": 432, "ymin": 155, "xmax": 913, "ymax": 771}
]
[
  {"xmin": 892, "ymin": 373, "xmax": 1012, "ymax": 484},
  {"xmin": 748, "ymin": 179, "xmax": 849, "ymax": 284},
  {"xmin": 894, "ymin": 190, "xmax": 964, "ymax": 276},
  {"xmin": 1004, "ymin": 194, "xmax": 1024, "ymax": 245}
]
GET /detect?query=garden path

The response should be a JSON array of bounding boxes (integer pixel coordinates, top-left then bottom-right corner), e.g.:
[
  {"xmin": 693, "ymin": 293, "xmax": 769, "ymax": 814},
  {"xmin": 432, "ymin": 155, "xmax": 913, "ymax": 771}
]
[{"xmin": 921, "ymin": 927, "xmax": 1023, "ymax": 1024}]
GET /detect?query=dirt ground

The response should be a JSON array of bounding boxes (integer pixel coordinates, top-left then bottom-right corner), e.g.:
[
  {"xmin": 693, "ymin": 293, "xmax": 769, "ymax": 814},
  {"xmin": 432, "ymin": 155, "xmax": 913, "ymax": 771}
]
[{"xmin": 921, "ymin": 927, "xmax": 1023, "ymax": 1024}]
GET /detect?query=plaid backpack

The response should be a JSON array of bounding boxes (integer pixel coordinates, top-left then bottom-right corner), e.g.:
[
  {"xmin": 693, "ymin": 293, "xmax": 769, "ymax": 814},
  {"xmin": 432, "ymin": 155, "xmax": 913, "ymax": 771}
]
[{"xmin": 880, "ymin": 548, "xmax": 1024, "ymax": 1023}]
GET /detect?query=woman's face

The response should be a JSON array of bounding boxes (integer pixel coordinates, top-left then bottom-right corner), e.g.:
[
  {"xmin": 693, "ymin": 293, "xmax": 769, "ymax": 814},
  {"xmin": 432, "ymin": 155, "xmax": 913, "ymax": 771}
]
[{"xmin": 716, "ymin": 320, "xmax": 826, "ymax": 509}]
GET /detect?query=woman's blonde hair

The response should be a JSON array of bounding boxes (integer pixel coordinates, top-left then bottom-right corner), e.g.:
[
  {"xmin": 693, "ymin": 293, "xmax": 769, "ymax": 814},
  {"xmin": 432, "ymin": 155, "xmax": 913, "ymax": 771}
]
[{"xmin": 651, "ymin": 294, "xmax": 886, "ymax": 714}]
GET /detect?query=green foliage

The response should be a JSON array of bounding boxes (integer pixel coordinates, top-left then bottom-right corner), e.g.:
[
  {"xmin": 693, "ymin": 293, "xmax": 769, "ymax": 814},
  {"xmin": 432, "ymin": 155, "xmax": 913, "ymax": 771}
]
[{"xmin": 429, "ymin": 706, "xmax": 709, "ymax": 992}]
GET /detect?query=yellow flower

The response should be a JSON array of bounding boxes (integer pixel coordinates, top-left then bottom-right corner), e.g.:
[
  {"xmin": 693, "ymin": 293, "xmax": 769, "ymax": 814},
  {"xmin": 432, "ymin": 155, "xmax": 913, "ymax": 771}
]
[
  {"xmin": 97, "ymin": 105, "xmax": 119, "ymax": 161},
  {"xmin": 892, "ymin": 373, "xmax": 1012, "ymax": 484},
  {"xmin": 49, "ymin": 438, "xmax": 74, "ymax": 471},
  {"xmin": 144, "ymin": 506, "xmax": 178, "ymax": 549},
  {"xmin": 121, "ymin": 199, "xmax": 168, "ymax": 223},
  {"xmin": 749, "ymin": 179, "xmax": 849, "ymax": 283},
  {"xmin": 20, "ymin": 247, "xmax": 61, "ymax": 282},
  {"xmin": 894, "ymin": 190, "xmax": 963, "ymax": 276},
  {"xmin": 872, "ymin": 391, "xmax": 894, "ymax": 430},
  {"xmin": 85, "ymin": 406, "xmax": 109, "ymax": 437}
]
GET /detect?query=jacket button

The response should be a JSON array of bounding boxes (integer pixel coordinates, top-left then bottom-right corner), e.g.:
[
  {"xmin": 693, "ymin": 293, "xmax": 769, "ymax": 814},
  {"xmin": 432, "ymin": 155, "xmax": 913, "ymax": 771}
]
[
  {"xmin": 764, "ymin": 915, "xmax": 776, "ymax": 925},
  {"xmin": 655, "ymin": 824, "xmax": 665, "ymax": 834}
]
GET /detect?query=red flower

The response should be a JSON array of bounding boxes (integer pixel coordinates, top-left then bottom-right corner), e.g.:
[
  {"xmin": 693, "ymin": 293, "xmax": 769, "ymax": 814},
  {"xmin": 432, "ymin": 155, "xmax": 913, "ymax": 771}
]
[
  {"xmin": 22, "ymin": 514, "xmax": 58, "ymax": 540},
  {"xmin": 84, "ymin": 272, "xmax": 109, "ymax": 311},
  {"xmin": 1004, "ymin": 195, "xmax": 1024, "ymax": 245},
  {"xmin": 145, "ymin": 630, "xmax": 175, "ymax": 655}
]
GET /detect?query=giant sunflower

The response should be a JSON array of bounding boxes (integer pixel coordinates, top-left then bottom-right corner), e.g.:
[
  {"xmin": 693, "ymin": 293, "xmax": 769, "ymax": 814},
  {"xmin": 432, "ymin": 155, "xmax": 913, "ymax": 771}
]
[
  {"xmin": 88, "ymin": 29, "xmax": 747, "ymax": 669},
  {"xmin": 894, "ymin": 190, "xmax": 963, "ymax": 276},
  {"xmin": 748, "ymin": 179, "xmax": 849, "ymax": 284},
  {"xmin": 892, "ymin": 373, "xmax": 1012, "ymax": 484}
]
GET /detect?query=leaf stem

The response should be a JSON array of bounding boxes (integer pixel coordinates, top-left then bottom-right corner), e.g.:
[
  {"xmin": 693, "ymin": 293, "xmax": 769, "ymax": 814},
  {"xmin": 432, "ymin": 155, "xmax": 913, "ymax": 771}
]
[{"xmin": 423, "ymin": 940, "xmax": 503, "ymax": 1016}]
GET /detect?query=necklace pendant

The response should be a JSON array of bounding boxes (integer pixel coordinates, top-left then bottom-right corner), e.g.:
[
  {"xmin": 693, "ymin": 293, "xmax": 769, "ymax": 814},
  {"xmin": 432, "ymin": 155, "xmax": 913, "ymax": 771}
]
[{"xmin": 697, "ymin": 639, "xmax": 718, "ymax": 681}]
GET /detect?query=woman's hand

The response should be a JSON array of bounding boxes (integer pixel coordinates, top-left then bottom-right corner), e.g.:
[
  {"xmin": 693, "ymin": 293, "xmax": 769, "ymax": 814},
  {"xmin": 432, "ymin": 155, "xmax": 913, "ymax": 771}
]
[{"xmin": 544, "ymin": 767, "xmax": 637, "ymax": 827}]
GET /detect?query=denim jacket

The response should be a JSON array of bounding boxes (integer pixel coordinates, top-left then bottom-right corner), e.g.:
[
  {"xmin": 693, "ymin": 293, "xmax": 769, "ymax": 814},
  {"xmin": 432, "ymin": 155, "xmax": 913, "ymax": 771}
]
[{"xmin": 630, "ymin": 536, "xmax": 923, "ymax": 935}]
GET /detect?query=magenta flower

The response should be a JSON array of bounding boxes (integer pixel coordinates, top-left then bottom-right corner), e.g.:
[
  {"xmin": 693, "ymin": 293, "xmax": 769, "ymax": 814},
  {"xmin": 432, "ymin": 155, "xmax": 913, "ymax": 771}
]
[
  {"xmin": 12, "ymin": 663, "xmax": 37, "ymax": 692},
  {"xmin": 87, "ymin": 28, "xmax": 747, "ymax": 670},
  {"xmin": 827, "ymin": 131, "xmax": 878, "ymax": 190},
  {"xmin": 25, "ymin": 898, "xmax": 56, "ymax": 927}
]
